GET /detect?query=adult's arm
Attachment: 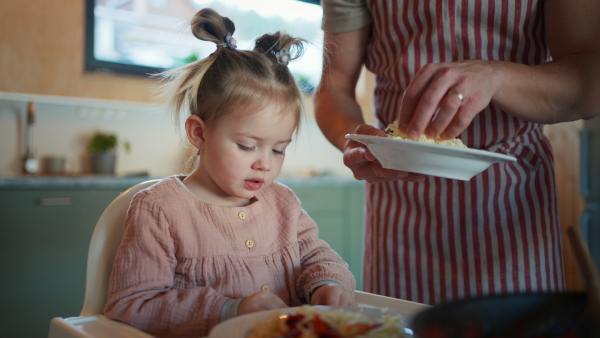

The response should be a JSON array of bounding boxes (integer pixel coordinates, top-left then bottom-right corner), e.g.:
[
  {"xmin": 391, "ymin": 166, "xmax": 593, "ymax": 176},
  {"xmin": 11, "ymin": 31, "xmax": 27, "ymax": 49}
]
[
  {"xmin": 314, "ymin": 28, "xmax": 425, "ymax": 181},
  {"xmin": 314, "ymin": 27, "xmax": 371, "ymax": 151},
  {"xmin": 398, "ymin": 0, "xmax": 600, "ymax": 140}
]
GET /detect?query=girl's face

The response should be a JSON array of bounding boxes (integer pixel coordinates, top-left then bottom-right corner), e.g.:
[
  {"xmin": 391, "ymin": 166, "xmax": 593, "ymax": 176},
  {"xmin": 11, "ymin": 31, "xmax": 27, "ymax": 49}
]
[{"xmin": 193, "ymin": 105, "xmax": 297, "ymax": 206}]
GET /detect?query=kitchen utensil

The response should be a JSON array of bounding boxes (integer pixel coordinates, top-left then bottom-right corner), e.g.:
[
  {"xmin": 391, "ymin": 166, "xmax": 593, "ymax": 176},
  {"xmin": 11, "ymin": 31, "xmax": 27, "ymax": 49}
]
[
  {"xmin": 410, "ymin": 292, "xmax": 596, "ymax": 337},
  {"xmin": 567, "ymin": 225, "xmax": 600, "ymax": 319},
  {"xmin": 409, "ymin": 227, "xmax": 600, "ymax": 337},
  {"xmin": 22, "ymin": 102, "xmax": 39, "ymax": 174},
  {"xmin": 411, "ymin": 227, "xmax": 600, "ymax": 338}
]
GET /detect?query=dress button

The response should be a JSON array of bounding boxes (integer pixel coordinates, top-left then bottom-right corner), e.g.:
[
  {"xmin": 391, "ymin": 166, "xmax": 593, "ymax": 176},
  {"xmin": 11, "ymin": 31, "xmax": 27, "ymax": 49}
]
[
  {"xmin": 245, "ymin": 239, "xmax": 254, "ymax": 248},
  {"xmin": 261, "ymin": 285, "xmax": 270, "ymax": 291},
  {"xmin": 238, "ymin": 211, "xmax": 246, "ymax": 220}
]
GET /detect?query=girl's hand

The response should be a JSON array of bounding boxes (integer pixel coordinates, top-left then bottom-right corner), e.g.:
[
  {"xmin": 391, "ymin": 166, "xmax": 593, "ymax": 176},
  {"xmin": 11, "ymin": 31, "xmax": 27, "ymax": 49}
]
[
  {"xmin": 238, "ymin": 291, "xmax": 287, "ymax": 316},
  {"xmin": 344, "ymin": 124, "xmax": 425, "ymax": 182},
  {"xmin": 309, "ymin": 285, "xmax": 357, "ymax": 306},
  {"xmin": 397, "ymin": 60, "xmax": 499, "ymax": 140}
]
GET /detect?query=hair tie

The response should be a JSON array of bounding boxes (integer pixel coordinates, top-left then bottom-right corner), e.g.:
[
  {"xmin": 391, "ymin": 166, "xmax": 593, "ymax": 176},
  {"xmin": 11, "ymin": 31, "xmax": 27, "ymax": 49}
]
[
  {"xmin": 216, "ymin": 32, "xmax": 237, "ymax": 49},
  {"xmin": 274, "ymin": 49, "xmax": 291, "ymax": 66}
]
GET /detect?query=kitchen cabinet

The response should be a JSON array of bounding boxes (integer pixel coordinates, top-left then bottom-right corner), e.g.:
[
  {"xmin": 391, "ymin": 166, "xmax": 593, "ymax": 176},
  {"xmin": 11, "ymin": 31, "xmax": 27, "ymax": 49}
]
[
  {"xmin": 0, "ymin": 187, "xmax": 127, "ymax": 338},
  {"xmin": 0, "ymin": 177, "xmax": 365, "ymax": 338}
]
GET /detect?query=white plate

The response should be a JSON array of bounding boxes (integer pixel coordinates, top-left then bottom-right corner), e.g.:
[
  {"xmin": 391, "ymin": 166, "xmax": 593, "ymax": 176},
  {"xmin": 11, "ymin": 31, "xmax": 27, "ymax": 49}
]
[
  {"xmin": 346, "ymin": 134, "xmax": 517, "ymax": 181},
  {"xmin": 208, "ymin": 306, "xmax": 413, "ymax": 338}
]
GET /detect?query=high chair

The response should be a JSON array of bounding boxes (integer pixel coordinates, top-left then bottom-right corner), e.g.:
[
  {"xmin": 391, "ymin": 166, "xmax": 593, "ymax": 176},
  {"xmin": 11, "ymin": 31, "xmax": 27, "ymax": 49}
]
[
  {"xmin": 47, "ymin": 178, "xmax": 427, "ymax": 338},
  {"xmin": 48, "ymin": 179, "xmax": 159, "ymax": 338}
]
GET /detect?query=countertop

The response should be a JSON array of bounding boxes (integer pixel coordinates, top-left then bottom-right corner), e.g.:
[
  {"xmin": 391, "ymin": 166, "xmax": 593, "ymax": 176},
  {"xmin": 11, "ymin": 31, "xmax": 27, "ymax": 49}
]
[
  {"xmin": 0, "ymin": 175, "xmax": 364, "ymax": 189},
  {"xmin": 0, "ymin": 175, "xmax": 154, "ymax": 189}
]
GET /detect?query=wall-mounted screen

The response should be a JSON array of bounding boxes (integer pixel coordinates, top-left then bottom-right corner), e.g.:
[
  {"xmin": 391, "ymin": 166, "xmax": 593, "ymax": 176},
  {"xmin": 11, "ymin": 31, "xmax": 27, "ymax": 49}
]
[{"xmin": 85, "ymin": 0, "xmax": 323, "ymax": 93}]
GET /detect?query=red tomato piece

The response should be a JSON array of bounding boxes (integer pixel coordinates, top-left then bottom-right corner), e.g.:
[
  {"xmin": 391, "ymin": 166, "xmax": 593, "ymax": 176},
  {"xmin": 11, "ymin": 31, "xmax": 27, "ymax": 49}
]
[{"xmin": 312, "ymin": 314, "xmax": 330, "ymax": 335}]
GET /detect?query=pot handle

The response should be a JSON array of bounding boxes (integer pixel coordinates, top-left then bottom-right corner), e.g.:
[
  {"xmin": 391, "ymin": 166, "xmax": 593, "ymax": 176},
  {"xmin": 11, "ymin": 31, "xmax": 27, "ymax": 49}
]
[{"xmin": 567, "ymin": 225, "xmax": 600, "ymax": 319}]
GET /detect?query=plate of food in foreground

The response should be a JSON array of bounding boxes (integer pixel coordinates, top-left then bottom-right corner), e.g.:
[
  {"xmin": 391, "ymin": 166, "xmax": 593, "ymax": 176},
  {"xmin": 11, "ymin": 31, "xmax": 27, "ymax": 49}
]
[
  {"xmin": 346, "ymin": 125, "xmax": 516, "ymax": 181},
  {"xmin": 209, "ymin": 305, "xmax": 410, "ymax": 338}
]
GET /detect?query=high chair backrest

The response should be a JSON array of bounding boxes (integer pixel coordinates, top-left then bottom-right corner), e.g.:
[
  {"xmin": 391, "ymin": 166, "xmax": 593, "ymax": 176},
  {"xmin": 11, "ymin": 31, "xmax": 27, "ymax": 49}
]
[{"xmin": 79, "ymin": 179, "xmax": 160, "ymax": 317}]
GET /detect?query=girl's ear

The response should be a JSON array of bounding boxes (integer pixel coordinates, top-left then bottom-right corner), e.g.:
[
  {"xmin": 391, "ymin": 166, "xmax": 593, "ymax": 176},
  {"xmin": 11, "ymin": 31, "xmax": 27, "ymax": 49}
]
[{"xmin": 185, "ymin": 115, "xmax": 206, "ymax": 149}]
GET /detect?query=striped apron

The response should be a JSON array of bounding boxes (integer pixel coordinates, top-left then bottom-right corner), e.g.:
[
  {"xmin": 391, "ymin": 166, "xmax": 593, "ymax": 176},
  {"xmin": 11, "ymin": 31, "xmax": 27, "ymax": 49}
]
[{"xmin": 362, "ymin": 0, "xmax": 565, "ymax": 305}]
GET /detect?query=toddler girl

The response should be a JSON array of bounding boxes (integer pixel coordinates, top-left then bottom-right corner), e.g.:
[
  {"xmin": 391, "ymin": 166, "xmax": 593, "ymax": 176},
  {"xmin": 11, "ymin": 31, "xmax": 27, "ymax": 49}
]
[{"xmin": 104, "ymin": 8, "xmax": 356, "ymax": 338}]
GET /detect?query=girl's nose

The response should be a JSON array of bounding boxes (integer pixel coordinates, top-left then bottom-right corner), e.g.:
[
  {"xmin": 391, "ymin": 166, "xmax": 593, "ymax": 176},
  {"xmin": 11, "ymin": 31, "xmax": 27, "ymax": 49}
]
[{"xmin": 252, "ymin": 153, "xmax": 271, "ymax": 171}]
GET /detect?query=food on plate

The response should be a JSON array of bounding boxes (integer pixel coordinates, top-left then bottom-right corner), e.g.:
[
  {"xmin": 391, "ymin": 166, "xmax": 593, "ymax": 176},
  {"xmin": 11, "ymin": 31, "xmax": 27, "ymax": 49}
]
[
  {"xmin": 386, "ymin": 123, "xmax": 467, "ymax": 148},
  {"xmin": 246, "ymin": 305, "xmax": 406, "ymax": 338}
]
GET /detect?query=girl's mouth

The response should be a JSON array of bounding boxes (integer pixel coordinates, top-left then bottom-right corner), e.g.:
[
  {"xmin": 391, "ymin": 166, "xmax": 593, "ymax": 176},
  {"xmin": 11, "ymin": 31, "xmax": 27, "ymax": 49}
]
[{"xmin": 244, "ymin": 178, "xmax": 264, "ymax": 191}]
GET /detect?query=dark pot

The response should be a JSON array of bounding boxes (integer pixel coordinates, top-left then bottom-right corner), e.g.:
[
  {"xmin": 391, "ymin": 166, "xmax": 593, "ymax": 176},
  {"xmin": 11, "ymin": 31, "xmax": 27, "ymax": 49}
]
[
  {"xmin": 90, "ymin": 152, "xmax": 116, "ymax": 174},
  {"xmin": 410, "ymin": 292, "xmax": 599, "ymax": 338}
]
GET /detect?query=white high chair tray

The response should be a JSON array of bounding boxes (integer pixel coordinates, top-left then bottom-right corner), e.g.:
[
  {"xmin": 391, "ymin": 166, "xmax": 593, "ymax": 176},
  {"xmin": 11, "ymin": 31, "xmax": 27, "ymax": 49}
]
[
  {"xmin": 48, "ymin": 291, "xmax": 428, "ymax": 338},
  {"xmin": 48, "ymin": 315, "xmax": 154, "ymax": 338}
]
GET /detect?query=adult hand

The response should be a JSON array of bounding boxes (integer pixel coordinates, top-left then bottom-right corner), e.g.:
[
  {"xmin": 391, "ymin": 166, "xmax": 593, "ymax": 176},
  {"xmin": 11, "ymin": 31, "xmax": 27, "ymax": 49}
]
[
  {"xmin": 345, "ymin": 124, "xmax": 426, "ymax": 182},
  {"xmin": 238, "ymin": 291, "xmax": 287, "ymax": 316},
  {"xmin": 309, "ymin": 285, "xmax": 357, "ymax": 307},
  {"xmin": 397, "ymin": 60, "xmax": 499, "ymax": 140}
]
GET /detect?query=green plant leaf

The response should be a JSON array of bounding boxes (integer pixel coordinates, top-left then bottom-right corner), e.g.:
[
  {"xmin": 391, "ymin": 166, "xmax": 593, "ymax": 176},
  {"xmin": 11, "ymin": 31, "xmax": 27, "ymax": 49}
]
[{"xmin": 88, "ymin": 132, "xmax": 118, "ymax": 153}]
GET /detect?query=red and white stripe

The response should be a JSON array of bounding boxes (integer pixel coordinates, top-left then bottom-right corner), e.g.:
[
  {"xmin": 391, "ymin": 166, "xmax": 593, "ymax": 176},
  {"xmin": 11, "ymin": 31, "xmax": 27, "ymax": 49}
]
[{"xmin": 361, "ymin": 0, "xmax": 564, "ymax": 305}]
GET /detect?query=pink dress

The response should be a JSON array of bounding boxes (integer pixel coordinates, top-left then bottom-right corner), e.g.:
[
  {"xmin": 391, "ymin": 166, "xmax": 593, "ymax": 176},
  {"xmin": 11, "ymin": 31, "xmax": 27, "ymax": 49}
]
[{"xmin": 323, "ymin": 0, "xmax": 564, "ymax": 305}]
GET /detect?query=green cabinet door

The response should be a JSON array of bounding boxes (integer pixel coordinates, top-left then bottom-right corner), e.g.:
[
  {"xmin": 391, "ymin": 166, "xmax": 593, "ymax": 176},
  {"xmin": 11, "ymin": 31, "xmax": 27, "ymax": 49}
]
[
  {"xmin": 0, "ymin": 188, "xmax": 123, "ymax": 338},
  {"xmin": 345, "ymin": 184, "xmax": 365, "ymax": 290}
]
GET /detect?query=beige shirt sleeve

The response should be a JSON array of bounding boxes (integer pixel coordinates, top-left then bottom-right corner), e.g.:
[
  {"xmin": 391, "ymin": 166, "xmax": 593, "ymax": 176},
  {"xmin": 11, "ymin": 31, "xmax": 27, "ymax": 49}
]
[{"xmin": 321, "ymin": 0, "xmax": 372, "ymax": 33}]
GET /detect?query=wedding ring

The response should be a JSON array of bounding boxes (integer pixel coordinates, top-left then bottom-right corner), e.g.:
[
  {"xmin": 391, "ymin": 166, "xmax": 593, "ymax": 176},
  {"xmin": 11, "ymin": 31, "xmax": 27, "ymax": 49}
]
[{"xmin": 449, "ymin": 90, "xmax": 464, "ymax": 102}]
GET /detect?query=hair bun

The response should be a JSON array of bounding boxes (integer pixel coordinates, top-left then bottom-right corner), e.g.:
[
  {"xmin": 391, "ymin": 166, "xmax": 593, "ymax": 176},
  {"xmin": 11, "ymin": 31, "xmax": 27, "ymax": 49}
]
[
  {"xmin": 191, "ymin": 8, "xmax": 235, "ymax": 46},
  {"xmin": 254, "ymin": 32, "xmax": 306, "ymax": 66}
]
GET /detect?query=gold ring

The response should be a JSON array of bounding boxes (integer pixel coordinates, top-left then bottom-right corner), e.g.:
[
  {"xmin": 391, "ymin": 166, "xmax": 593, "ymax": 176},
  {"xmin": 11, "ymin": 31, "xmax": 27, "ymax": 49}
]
[{"xmin": 449, "ymin": 90, "xmax": 464, "ymax": 102}]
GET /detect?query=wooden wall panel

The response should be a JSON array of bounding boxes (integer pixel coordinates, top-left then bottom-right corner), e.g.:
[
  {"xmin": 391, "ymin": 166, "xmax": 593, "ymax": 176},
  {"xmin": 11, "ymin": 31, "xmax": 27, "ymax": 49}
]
[{"xmin": 0, "ymin": 0, "xmax": 157, "ymax": 102}]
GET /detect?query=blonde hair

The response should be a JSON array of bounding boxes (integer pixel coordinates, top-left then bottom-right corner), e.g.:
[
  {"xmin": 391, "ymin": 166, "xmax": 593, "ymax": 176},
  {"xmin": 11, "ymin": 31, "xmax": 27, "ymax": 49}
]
[{"xmin": 156, "ymin": 8, "xmax": 307, "ymax": 132}]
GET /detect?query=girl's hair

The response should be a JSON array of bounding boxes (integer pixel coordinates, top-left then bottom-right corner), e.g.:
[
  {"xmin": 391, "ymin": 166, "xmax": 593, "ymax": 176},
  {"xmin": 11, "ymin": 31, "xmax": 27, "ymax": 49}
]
[{"xmin": 157, "ymin": 8, "xmax": 307, "ymax": 132}]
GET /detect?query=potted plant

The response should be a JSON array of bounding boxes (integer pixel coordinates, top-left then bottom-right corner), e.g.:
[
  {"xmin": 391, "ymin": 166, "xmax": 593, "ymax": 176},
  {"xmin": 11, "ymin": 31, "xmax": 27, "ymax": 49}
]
[{"xmin": 88, "ymin": 132, "xmax": 128, "ymax": 174}]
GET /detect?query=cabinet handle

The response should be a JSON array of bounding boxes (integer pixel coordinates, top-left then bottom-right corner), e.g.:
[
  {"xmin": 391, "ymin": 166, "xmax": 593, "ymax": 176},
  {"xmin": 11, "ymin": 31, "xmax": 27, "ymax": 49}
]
[{"xmin": 36, "ymin": 197, "xmax": 73, "ymax": 206}]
